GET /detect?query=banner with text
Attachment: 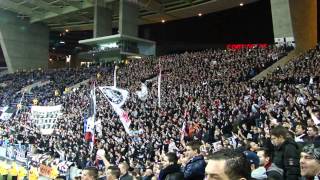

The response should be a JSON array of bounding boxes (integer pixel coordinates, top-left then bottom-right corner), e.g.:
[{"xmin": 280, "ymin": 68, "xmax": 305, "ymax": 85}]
[{"xmin": 31, "ymin": 105, "xmax": 62, "ymax": 135}]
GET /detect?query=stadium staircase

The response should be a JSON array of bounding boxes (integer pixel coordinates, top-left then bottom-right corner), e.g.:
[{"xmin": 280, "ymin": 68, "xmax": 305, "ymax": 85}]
[
  {"xmin": 67, "ymin": 78, "xmax": 90, "ymax": 91},
  {"xmin": 251, "ymin": 49, "xmax": 304, "ymax": 81}
]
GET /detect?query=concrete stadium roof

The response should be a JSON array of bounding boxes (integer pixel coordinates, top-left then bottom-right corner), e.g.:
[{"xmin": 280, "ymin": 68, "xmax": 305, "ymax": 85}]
[{"xmin": 0, "ymin": 0, "xmax": 259, "ymax": 31}]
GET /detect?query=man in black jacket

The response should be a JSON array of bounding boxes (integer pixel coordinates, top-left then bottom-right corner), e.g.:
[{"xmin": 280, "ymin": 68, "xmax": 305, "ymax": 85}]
[
  {"xmin": 159, "ymin": 152, "xmax": 183, "ymax": 180},
  {"xmin": 270, "ymin": 125, "xmax": 300, "ymax": 180},
  {"xmin": 119, "ymin": 162, "xmax": 133, "ymax": 180},
  {"xmin": 182, "ymin": 140, "xmax": 206, "ymax": 180}
]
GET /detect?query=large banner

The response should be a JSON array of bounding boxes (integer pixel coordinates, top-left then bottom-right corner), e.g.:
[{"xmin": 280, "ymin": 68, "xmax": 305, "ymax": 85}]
[
  {"xmin": 31, "ymin": 105, "xmax": 62, "ymax": 135},
  {"xmin": 99, "ymin": 86, "xmax": 131, "ymax": 134}
]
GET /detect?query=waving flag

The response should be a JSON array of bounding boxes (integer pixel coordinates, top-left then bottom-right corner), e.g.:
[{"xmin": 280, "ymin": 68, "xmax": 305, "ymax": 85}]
[
  {"xmin": 99, "ymin": 86, "xmax": 131, "ymax": 134},
  {"xmin": 84, "ymin": 81, "xmax": 96, "ymax": 151},
  {"xmin": 136, "ymin": 83, "xmax": 148, "ymax": 101}
]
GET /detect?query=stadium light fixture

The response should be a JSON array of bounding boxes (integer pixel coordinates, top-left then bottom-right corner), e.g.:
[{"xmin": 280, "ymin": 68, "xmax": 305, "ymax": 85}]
[
  {"xmin": 198, "ymin": 13, "xmax": 202, "ymax": 17},
  {"xmin": 240, "ymin": 3, "xmax": 244, "ymax": 6},
  {"xmin": 161, "ymin": 19, "xmax": 165, "ymax": 23}
]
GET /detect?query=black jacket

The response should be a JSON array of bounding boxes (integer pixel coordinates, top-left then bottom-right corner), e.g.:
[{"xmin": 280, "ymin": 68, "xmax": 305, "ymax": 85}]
[
  {"xmin": 183, "ymin": 155, "xmax": 206, "ymax": 180},
  {"xmin": 120, "ymin": 172, "xmax": 133, "ymax": 180},
  {"xmin": 159, "ymin": 164, "xmax": 182, "ymax": 180},
  {"xmin": 272, "ymin": 139, "xmax": 300, "ymax": 180}
]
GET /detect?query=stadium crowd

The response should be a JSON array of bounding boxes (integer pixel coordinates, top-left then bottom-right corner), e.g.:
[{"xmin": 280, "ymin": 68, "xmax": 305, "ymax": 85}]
[{"xmin": 0, "ymin": 45, "xmax": 320, "ymax": 180}]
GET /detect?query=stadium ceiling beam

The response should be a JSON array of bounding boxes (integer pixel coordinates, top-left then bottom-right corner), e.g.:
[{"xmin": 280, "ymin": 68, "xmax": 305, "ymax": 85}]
[
  {"xmin": 27, "ymin": 0, "xmax": 62, "ymax": 14},
  {"xmin": 0, "ymin": 0, "xmax": 38, "ymax": 17},
  {"xmin": 138, "ymin": 0, "xmax": 163, "ymax": 13},
  {"xmin": 30, "ymin": 0, "xmax": 93, "ymax": 23}
]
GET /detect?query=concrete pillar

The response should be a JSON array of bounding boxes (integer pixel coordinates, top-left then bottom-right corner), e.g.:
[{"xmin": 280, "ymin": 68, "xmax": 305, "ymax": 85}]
[
  {"xmin": 0, "ymin": 10, "xmax": 48, "ymax": 73},
  {"xmin": 94, "ymin": 0, "xmax": 113, "ymax": 38},
  {"xmin": 119, "ymin": 0, "xmax": 139, "ymax": 36},
  {"xmin": 270, "ymin": 0, "xmax": 294, "ymax": 39},
  {"xmin": 289, "ymin": 0, "xmax": 317, "ymax": 51}
]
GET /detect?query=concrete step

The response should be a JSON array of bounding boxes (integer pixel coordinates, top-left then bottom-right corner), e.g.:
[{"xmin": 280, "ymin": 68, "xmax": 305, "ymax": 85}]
[{"xmin": 251, "ymin": 49, "xmax": 305, "ymax": 81}]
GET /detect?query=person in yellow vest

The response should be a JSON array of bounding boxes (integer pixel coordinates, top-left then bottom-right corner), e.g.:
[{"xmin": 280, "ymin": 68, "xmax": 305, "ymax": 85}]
[
  {"xmin": 64, "ymin": 87, "xmax": 70, "ymax": 94},
  {"xmin": 28, "ymin": 167, "xmax": 39, "ymax": 180},
  {"xmin": 50, "ymin": 166, "xmax": 59, "ymax": 179},
  {"xmin": 32, "ymin": 98, "xmax": 38, "ymax": 105},
  {"xmin": 0, "ymin": 161, "xmax": 8, "ymax": 180},
  {"xmin": 18, "ymin": 166, "xmax": 27, "ymax": 180},
  {"xmin": 9, "ymin": 162, "xmax": 18, "ymax": 180},
  {"xmin": 55, "ymin": 89, "xmax": 60, "ymax": 96}
]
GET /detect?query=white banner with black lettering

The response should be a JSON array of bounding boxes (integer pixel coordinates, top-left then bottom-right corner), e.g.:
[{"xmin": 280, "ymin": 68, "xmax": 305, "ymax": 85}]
[
  {"xmin": 99, "ymin": 86, "xmax": 131, "ymax": 134},
  {"xmin": 31, "ymin": 105, "xmax": 62, "ymax": 135}
]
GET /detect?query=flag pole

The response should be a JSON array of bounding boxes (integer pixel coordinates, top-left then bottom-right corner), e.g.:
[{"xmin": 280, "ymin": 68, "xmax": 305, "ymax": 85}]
[
  {"xmin": 114, "ymin": 65, "xmax": 117, "ymax": 87},
  {"xmin": 158, "ymin": 62, "xmax": 161, "ymax": 108}
]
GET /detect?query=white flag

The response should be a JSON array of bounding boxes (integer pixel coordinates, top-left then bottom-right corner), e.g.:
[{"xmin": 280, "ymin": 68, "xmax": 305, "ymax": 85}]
[
  {"xmin": 99, "ymin": 86, "xmax": 131, "ymax": 134},
  {"xmin": 136, "ymin": 83, "xmax": 148, "ymax": 101},
  {"xmin": 66, "ymin": 55, "xmax": 71, "ymax": 63}
]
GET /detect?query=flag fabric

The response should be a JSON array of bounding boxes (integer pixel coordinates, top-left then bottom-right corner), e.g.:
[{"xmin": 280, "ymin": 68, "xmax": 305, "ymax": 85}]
[
  {"xmin": 181, "ymin": 121, "xmax": 189, "ymax": 137},
  {"xmin": 84, "ymin": 81, "xmax": 96, "ymax": 151},
  {"xmin": 136, "ymin": 83, "xmax": 148, "ymax": 101},
  {"xmin": 99, "ymin": 86, "xmax": 131, "ymax": 134}
]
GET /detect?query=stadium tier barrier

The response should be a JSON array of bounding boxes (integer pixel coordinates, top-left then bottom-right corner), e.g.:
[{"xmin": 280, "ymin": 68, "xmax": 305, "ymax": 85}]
[{"xmin": 0, "ymin": 144, "xmax": 81, "ymax": 180}]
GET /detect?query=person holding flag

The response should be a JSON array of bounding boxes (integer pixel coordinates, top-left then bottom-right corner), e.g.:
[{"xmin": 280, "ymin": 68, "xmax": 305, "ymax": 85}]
[{"xmin": 84, "ymin": 80, "xmax": 97, "ymax": 152}]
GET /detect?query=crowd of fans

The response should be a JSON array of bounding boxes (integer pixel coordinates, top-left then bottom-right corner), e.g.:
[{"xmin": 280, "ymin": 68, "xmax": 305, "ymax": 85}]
[{"xmin": 0, "ymin": 45, "xmax": 320, "ymax": 180}]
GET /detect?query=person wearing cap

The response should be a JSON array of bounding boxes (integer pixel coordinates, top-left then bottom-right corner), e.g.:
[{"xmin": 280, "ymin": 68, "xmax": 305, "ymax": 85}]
[
  {"xmin": 244, "ymin": 150, "xmax": 267, "ymax": 180},
  {"xmin": 300, "ymin": 143, "xmax": 320, "ymax": 180}
]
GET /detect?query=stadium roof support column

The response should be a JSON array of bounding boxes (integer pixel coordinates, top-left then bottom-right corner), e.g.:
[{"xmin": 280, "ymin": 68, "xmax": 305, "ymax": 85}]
[
  {"xmin": 270, "ymin": 0, "xmax": 294, "ymax": 41},
  {"xmin": 94, "ymin": 0, "xmax": 113, "ymax": 38},
  {"xmin": 0, "ymin": 10, "xmax": 48, "ymax": 73},
  {"xmin": 288, "ymin": 0, "xmax": 317, "ymax": 51},
  {"xmin": 119, "ymin": 0, "xmax": 139, "ymax": 37},
  {"xmin": 271, "ymin": 0, "xmax": 317, "ymax": 51}
]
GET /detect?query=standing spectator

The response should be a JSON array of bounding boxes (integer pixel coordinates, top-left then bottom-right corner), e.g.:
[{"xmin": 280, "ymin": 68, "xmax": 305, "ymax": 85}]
[
  {"xmin": 306, "ymin": 126, "xmax": 320, "ymax": 145},
  {"xmin": 159, "ymin": 152, "xmax": 182, "ymax": 180},
  {"xmin": 205, "ymin": 148, "xmax": 251, "ymax": 180},
  {"xmin": 244, "ymin": 150, "xmax": 268, "ymax": 180},
  {"xmin": 182, "ymin": 140, "xmax": 206, "ymax": 180},
  {"xmin": 257, "ymin": 148, "xmax": 283, "ymax": 180},
  {"xmin": 270, "ymin": 126, "xmax": 300, "ymax": 180},
  {"xmin": 107, "ymin": 166, "xmax": 121, "ymax": 180},
  {"xmin": 300, "ymin": 143, "xmax": 320, "ymax": 180},
  {"xmin": 81, "ymin": 167, "xmax": 99, "ymax": 180},
  {"xmin": 119, "ymin": 162, "xmax": 133, "ymax": 180}
]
